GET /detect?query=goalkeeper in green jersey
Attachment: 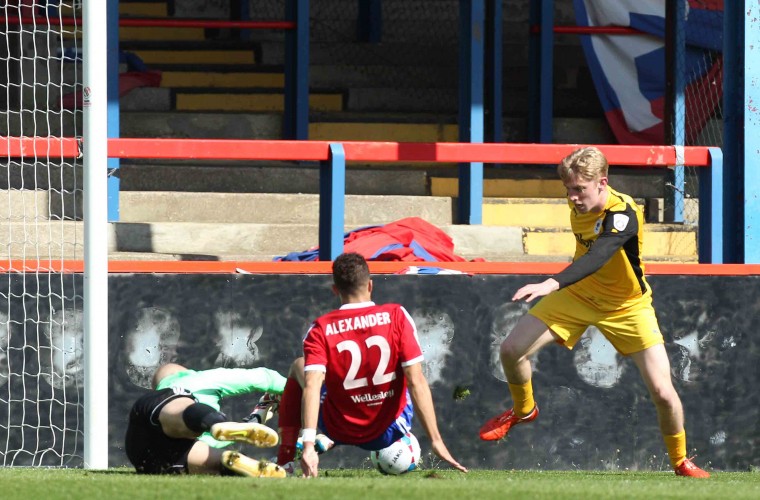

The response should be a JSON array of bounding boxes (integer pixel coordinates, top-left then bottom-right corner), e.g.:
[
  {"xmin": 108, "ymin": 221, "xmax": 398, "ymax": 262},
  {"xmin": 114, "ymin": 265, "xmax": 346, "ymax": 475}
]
[{"xmin": 125, "ymin": 363, "xmax": 287, "ymax": 478}]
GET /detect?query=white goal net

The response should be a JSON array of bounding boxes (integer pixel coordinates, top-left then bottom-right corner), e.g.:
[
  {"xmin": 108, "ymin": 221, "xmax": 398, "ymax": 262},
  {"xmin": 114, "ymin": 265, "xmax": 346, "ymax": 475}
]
[{"xmin": 1, "ymin": 0, "xmax": 85, "ymax": 466}]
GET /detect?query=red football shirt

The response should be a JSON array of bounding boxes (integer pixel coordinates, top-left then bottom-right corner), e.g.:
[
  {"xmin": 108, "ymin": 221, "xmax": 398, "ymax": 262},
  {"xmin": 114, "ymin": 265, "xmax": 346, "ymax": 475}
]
[{"xmin": 303, "ymin": 301, "xmax": 423, "ymax": 444}]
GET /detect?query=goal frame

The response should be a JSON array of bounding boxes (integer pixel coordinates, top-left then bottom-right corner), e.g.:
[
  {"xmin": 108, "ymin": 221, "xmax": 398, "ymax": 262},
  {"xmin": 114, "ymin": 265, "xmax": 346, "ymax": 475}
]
[{"xmin": 82, "ymin": 0, "xmax": 109, "ymax": 469}]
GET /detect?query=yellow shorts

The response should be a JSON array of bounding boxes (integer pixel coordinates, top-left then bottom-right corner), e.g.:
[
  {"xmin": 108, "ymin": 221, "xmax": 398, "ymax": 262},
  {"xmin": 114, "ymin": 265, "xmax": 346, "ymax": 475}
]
[{"xmin": 528, "ymin": 286, "xmax": 664, "ymax": 355}]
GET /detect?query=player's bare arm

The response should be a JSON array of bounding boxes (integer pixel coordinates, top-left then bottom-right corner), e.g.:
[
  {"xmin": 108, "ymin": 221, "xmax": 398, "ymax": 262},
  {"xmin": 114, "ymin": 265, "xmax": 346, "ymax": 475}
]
[
  {"xmin": 512, "ymin": 278, "xmax": 559, "ymax": 303},
  {"xmin": 300, "ymin": 370, "xmax": 325, "ymax": 478},
  {"xmin": 403, "ymin": 363, "xmax": 468, "ymax": 473}
]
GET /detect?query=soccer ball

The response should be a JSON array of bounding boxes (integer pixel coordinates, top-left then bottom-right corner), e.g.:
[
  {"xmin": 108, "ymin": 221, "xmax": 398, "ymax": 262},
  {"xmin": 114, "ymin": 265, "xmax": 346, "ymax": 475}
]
[{"xmin": 370, "ymin": 432, "xmax": 421, "ymax": 475}]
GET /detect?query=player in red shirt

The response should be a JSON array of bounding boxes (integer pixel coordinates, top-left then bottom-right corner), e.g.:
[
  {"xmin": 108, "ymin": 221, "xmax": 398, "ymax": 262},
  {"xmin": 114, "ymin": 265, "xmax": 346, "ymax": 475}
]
[{"xmin": 275, "ymin": 252, "xmax": 467, "ymax": 477}]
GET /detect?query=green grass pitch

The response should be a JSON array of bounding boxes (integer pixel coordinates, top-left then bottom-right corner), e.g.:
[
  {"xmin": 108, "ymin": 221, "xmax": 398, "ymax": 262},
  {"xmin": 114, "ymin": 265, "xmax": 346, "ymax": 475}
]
[{"xmin": 0, "ymin": 467, "xmax": 758, "ymax": 500}]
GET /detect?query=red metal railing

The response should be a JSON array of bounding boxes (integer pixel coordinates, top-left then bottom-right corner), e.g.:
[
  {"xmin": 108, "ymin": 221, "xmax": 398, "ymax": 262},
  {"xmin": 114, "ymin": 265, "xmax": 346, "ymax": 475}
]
[
  {"xmin": 0, "ymin": 137, "xmax": 722, "ymax": 274},
  {"xmin": 0, "ymin": 137, "xmax": 713, "ymax": 167}
]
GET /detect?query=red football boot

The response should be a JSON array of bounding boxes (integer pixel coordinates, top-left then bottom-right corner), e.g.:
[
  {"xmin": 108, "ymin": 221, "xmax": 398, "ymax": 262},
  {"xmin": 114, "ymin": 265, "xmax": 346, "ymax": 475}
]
[
  {"xmin": 479, "ymin": 405, "xmax": 539, "ymax": 441},
  {"xmin": 675, "ymin": 457, "xmax": 710, "ymax": 478}
]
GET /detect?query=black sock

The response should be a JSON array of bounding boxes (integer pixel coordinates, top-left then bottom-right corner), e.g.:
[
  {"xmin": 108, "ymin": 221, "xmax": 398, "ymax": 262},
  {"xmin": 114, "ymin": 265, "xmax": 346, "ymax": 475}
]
[{"xmin": 182, "ymin": 403, "xmax": 227, "ymax": 433}]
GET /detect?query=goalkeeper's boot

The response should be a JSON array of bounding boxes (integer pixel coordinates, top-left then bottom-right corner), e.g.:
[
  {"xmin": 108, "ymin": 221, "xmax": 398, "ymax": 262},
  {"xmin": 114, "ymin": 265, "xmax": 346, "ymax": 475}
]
[
  {"xmin": 479, "ymin": 405, "xmax": 539, "ymax": 441},
  {"xmin": 296, "ymin": 434, "xmax": 335, "ymax": 455},
  {"xmin": 211, "ymin": 422, "xmax": 279, "ymax": 448},
  {"xmin": 221, "ymin": 451, "xmax": 287, "ymax": 478},
  {"xmin": 675, "ymin": 457, "xmax": 710, "ymax": 478},
  {"xmin": 243, "ymin": 393, "xmax": 280, "ymax": 425}
]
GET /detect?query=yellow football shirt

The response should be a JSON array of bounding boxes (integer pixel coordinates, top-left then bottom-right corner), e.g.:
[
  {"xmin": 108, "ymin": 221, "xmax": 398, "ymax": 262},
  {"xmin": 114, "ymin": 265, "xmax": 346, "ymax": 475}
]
[{"xmin": 555, "ymin": 186, "xmax": 651, "ymax": 311}]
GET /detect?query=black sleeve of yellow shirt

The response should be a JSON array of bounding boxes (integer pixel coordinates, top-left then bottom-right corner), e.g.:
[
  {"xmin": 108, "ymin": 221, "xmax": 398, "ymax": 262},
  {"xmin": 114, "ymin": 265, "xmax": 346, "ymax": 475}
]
[{"xmin": 554, "ymin": 206, "xmax": 639, "ymax": 289}]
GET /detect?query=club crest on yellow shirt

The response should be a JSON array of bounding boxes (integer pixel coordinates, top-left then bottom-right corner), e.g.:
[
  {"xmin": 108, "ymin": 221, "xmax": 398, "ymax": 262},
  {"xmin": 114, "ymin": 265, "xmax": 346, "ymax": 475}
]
[{"xmin": 613, "ymin": 214, "xmax": 630, "ymax": 231}]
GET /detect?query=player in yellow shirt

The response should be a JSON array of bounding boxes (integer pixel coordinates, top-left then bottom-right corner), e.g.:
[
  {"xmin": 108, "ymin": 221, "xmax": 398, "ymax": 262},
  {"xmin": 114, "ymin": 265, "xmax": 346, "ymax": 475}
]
[{"xmin": 479, "ymin": 146, "xmax": 709, "ymax": 478}]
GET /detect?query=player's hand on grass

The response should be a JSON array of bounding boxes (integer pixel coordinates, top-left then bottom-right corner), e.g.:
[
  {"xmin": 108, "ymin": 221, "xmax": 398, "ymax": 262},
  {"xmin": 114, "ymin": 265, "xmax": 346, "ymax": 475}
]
[
  {"xmin": 300, "ymin": 445, "xmax": 320, "ymax": 478},
  {"xmin": 431, "ymin": 439, "xmax": 468, "ymax": 473},
  {"xmin": 512, "ymin": 278, "xmax": 559, "ymax": 303}
]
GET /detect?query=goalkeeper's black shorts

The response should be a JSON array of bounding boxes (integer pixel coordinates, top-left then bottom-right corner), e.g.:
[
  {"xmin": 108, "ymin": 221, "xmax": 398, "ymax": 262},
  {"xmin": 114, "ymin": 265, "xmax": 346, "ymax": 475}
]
[{"xmin": 124, "ymin": 387, "xmax": 196, "ymax": 474}]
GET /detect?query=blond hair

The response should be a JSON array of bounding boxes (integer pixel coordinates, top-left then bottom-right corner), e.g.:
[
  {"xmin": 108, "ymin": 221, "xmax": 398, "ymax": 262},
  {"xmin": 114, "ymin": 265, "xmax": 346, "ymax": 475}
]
[{"xmin": 557, "ymin": 146, "xmax": 609, "ymax": 182}]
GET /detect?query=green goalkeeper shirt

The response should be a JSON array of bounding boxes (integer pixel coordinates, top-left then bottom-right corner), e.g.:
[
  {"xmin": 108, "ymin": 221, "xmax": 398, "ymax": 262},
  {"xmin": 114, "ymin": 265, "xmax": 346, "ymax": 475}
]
[{"xmin": 156, "ymin": 367, "xmax": 287, "ymax": 448}]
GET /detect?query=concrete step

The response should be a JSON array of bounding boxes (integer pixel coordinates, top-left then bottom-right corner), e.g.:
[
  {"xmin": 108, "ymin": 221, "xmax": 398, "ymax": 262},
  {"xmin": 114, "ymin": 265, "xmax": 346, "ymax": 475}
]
[
  {"xmin": 118, "ymin": 163, "xmax": 429, "ymax": 196},
  {"xmin": 117, "ymin": 155, "xmax": 666, "ymax": 202},
  {"xmin": 257, "ymin": 41, "xmax": 581, "ymax": 72},
  {"xmin": 120, "ymin": 111, "xmax": 282, "ymax": 139},
  {"xmin": 121, "ymin": 27, "xmax": 206, "ymax": 42},
  {"xmin": 258, "ymin": 41, "xmax": 460, "ymax": 67},
  {"xmin": 524, "ymin": 225, "xmax": 698, "ymax": 261},
  {"xmin": 434, "ymin": 178, "xmax": 565, "ymax": 198},
  {"xmin": 241, "ymin": 0, "xmax": 573, "ymax": 23},
  {"xmin": 119, "ymin": 2, "xmax": 169, "ymax": 18},
  {"xmin": 108, "ymin": 251, "xmax": 337, "ymax": 262},
  {"xmin": 1, "ymin": 108, "xmax": 557, "ymax": 142},
  {"xmin": 120, "ymin": 72, "xmax": 595, "ymax": 117},
  {"xmin": 129, "ymin": 49, "xmax": 257, "ymax": 65},
  {"xmin": 310, "ymin": 65, "xmax": 457, "ymax": 89},
  {"xmin": 62, "ymin": 26, "xmax": 206, "ymax": 44},
  {"xmin": 0, "ymin": 221, "xmax": 83, "ymax": 259},
  {"xmin": 160, "ymin": 71, "xmax": 284, "ymax": 88},
  {"xmin": 346, "ymin": 86, "xmax": 600, "ymax": 116},
  {"xmin": 117, "ymin": 221, "xmax": 693, "ymax": 261},
  {"xmin": 432, "ymin": 167, "xmax": 670, "ymax": 199},
  {"xmin": 111, "ymin": 222, "xmax": 315, "ymax": 256},
  {"xmin": 107, "ymin": 222, "xmax": 533, "ymax": 261},
  {"xmin": 123, "ymin": 88, "xmax": 345, "ymax": 112},
  {"xmin": 119, "ymin": 192, "xmax": 453, "ymax": 225},
  {"xmin": 309, "ymin": 120, "xmax": 459, "ymax": 142},
  {"xmin": 0, "ymin": 219, "xmax": 698, "ymax": 262},
  {"xmin": 0, "ymin": 189, "xmax": 81, "ymax": 221},
  {"xmin": 119, "ymin": 111, "xmax": 613, "ymax": 144},
  {"xmin": 347, "ymin": 88, "xmax": 458, "ymax": 113},
  {"xmin": 0, "ymin": 163, "xmax": 81, "ymax": 191},
  {"xmin": 59, "ymin": 1, "xmax": 169, "ymax": 18},
  {"xmin": 482, "ymin": 198, "xmax": 571, "ymax": 227}
]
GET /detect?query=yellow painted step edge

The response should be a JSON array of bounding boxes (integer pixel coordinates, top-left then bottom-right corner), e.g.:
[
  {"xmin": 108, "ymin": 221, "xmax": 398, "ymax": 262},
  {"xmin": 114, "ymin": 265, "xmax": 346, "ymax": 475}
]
[
  {"xmin": 120, "ymin": 27, "xmax": 206, "ymax": 42},
  {"xmin": 161, "ymin": 72, "xmax": 284, "ymax": 88},
  {"xmin": 481, "ymin": 198, "xmax": 647, "ymax": 227},
  {"xmin": 524, "ymin": 229, "xmax": 697, "ymax": 257},
  {"xmin": 132, "ymin": 50, "xmax": 256, "ymax": 65},
  {"xmin": 432, "ymin": 177, "xmax": 566, "ymax": 198}
]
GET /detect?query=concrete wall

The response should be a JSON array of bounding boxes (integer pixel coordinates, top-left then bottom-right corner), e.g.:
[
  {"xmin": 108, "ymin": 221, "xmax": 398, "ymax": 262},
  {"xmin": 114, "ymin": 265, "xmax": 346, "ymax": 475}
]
[{"xmin": 0, "ymin": 272, "xmax": 755, "ymax": 471}]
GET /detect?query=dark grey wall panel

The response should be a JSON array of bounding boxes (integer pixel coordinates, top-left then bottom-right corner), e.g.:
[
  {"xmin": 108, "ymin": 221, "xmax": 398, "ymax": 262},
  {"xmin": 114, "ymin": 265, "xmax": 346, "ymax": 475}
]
[
  {"xmin": 106, "ymin": 274, "xmax": 759, "ymax": 472},
  {"xmin": 1, "ymin": 273, "xmax": 757, "ymax": 471}
]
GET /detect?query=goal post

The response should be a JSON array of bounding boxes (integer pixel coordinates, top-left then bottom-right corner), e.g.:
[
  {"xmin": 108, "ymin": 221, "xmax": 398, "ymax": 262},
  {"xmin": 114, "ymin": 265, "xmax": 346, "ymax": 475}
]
[
  {"xmin": 0, "ymin": 0, "xmax": 108, "ymax": 468},
  {"xmin": 82, "ymin": 0, "xmax": 109, "ymax": 469}
]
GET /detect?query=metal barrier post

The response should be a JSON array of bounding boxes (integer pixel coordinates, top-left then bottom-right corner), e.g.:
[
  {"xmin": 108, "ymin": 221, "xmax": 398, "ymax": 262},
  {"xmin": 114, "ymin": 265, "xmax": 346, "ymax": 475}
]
[
  {"xmin": 284, "ymin": 0, "xmax": 309, "ymax": 140},
  {"xmin": 744, "ymin": 3, "xmax": 760, "ymax": 263},
  {"xmin": 107, "ymin": 0, "xmax": 120, "ymax": 221},
  {"xmin": 319, "ymin": 143, "xmax": 346, "ymax": 261},
  {"xmin": 358, "ymin": 0, "xmax": 382, "ymax": 43},
  {"xmin": 458, "ymin": 0, "xmax": 484, "ymax": 225},
  {"xmin": 485, "ymin": 0, "xmax": 502, "ymax": 146},
  {"xmin": 722, "ymin": 0, "xmax": 742, "ymax": 262},
  {"xmin": 234, "ymin": 0, "xmax": 251, "ymax": 40},
  {"xmin": 528, "ymin": 0, "xmax": 553, "ymax": 143},
  {"xmin": 698, "ymin": 147, "xmax": 723, "ymax": 264},
  {"xmin": 665, "ymin": 0, "xmax": 686, "ymax": 223}
]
